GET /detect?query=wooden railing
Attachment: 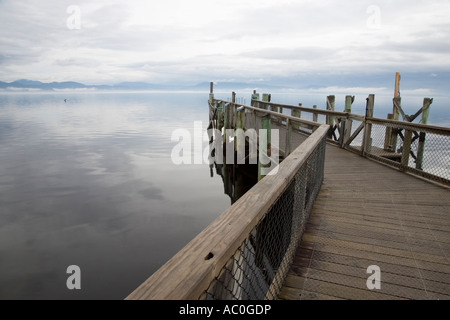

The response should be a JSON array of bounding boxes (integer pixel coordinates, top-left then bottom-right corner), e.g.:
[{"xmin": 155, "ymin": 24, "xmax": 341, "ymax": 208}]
[
  {"xmin": 252, "ymin": 97, "xmax": 450, "ymax": 186},
  {"xmin": 126, "ymin": 104, "xmax": 329, "ymax": 299}
]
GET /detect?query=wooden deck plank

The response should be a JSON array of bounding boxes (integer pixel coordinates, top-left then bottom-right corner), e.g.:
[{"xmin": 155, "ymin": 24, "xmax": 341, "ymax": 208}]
[{"xmin": 279, "ymin": 142, "xmax": 450, "ymax": 300}]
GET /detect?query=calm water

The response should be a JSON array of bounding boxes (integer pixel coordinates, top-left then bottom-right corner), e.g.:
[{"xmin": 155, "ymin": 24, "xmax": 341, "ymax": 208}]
[
  {"xmin": 1, "ymin": 90, "xmax": 448, "ymax": 300},
  {"xmin": 0, "ymin": 92, "xmax": 232, "ymax": 299}
]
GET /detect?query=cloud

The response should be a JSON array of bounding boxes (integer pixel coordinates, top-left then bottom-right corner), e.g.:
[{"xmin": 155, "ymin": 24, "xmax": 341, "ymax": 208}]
[{"xmin": 0, "ymin": 0, "xmax": 449, "ymax": 86}]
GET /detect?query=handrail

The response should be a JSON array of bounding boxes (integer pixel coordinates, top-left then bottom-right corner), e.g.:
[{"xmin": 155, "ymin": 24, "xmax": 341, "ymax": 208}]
[
  {"xmin": 126, "ymin": 124, "xmax": 329, "ymax": 300},
  {"xmin": 213, "ymin": 98, "xmax": 323, "ymax": 129}
]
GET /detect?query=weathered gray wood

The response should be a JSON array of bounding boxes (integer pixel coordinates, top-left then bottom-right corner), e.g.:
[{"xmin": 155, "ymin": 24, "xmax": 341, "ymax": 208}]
[
  {"xmin": 344, "ymin": 122, "xmax": 364, "ymax": 147},
  {"xmin": 416, "ymin": 98, "xmax": 433, "ymax": 170},
  {"xmin": 241, "ymin": 104, "xmax": 320, "ymax": 130},
  {"xmin": 258, "ymin": 114, "xmax": 272, "ymax": 181},
  {"xmin": 285, "ymin": 118, "xmax": 292, "ymax": 156},
  {"xmin": 313, "ymin": 105, "xmax": 318, "ymax": 122},
  {"xmin": 401, "ymin": 129, "xmax": 413, "ymax": 169},
  {"xmin": 209, "ymin": 82, "xmax": 214, "ymax": 104},
  {"xmin": 236, "ymin": 107, "xmax": 246, "ymax": 163},
  {"xmin": 366, "ymin": 116, "xmax": 449, "ymax": 136},
  {"xmin": 362, "ymin": 95, "xmax": 375, "ymax": 155},
  {"xmin": 383, "ymin": 113, "xmax": 394, "ymax": 150},
  {"xmin": 126, "ymin": 125, "xmax": 329, "ymax": 300},
  {"xmin": 280, "ymin": 142, "xmax": 450, "ymax": 300},
  {"xmin": 342, "ymin": 96, "xmax": 354, "ymax": 147},
  {"xmin": 326, "ymin": 96, "xmax": 335, "ymax": 138},
  {"xmin": 390, "ymin": 97, "xmax": 401, "ymax": 151},
  {"xmin": 257, "ymin": 100, "xmax": 350, "ymax": 118}
]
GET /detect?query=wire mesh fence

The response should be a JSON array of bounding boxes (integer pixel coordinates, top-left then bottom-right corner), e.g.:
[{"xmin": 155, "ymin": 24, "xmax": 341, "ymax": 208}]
[
  {"xmin": 346, "ymin": 119, "xmax": 450, "ymax": 185},
  {"xmin": 248, "ymin": 98, "xmax": 450, "ymax": 185},
  {"xmin": 201, "ymin": 134, "xmax": 326, "ymax": 300}
]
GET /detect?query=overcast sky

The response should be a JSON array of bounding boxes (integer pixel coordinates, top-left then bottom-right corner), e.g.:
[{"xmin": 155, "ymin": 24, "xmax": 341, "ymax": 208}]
[{"xmin": 1, "ymin": 0, "xmax": 450, "ymax": 89}]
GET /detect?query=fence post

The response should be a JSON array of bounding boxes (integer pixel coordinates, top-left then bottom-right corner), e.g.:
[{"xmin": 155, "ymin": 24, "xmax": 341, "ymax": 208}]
[
  {"xmin": 416, "ymin": 98, "xmax": 433, "ymax": 170},
  {"xmin": 236, "ymin": 107, "xmax": 246, "ymax": 164},
  {"xmin": 217, "ymin": 101, "xmax": 224, "ymax": 131},
  {"xmin": 342, "ymin": 95, "xmax": 354, "ymax": 147},
  {"xmin": 313, "ymin": 105, "xmax": 318, "ymax": 122},
  {"xmin": 401, "ymin": 129, "xmax": 413, "ymax": 169},
  {"xmin": 390, "ymin": 97, "xmax": 401, "ymax": 152},
  {"xmin": 383, "ymin": 114, "xmax": 394, "ymax": 151},
  {"xmin": 285, "ymin": 118, "xmax": 292, "ymax": 157},
  {"xmin": 362, "ymin": 94, "xmax": 375, "ymax": 155},
  {"xmin": 262, "ymin": 93, "xmax": 270, "ymax": 110},
  {"xmin": 209, "ymin": 82, "xmax": 214, "ymax": 105},
  {"xmin": 258, "ymin": 114, "xmax": 271, "ymax": 181},
  {"xmin": 291, "ymin": 108, "xmax": 301, "ymax": 131},
  {"xmin": 326, "ymin": 96, "xmax": 335, "ymax": 138}
]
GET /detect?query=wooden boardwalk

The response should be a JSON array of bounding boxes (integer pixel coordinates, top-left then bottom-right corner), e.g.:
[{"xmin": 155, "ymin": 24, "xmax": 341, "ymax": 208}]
[{"xmin": 279, "ymin": 143, "xmax": 450, "ymax": 300}]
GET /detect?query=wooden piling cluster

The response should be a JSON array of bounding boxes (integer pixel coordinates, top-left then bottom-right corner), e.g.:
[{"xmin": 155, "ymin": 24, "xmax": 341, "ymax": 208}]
[
  {"xmin": 126, "ymin": 86, "xmax": 330, "ymax": 300},
  {"xmin": 125, "ymin": 81, "xmax": 449, "ymax": 301},
  {"xmin": 209, "ymin": 81, "xmax": 448, "ymax": 186}
]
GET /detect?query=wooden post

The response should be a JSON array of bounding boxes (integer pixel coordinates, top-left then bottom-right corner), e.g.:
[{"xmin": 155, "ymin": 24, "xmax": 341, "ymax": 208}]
[
  {"xmin": 217, "ymin": 101, "xmax": 224, "ymax": 131},
  {"xmin": 262, "ymin": 93, "xmax": 270, "ymax": 110},
  {"xmin": 236, "ymin": 107, "xmax": 246, "ymax": 165},
  {"xmin": 390, "ymin": 97, "xmax": 402, "ymax": 151},
  {"xmin": 209, "ymin": 82, "xmax": 214, "ymax": 105},
  {"xmin": 401, "ymin": 129, "xmax": 413, "ymax": 169},
  {"xmin": 342, "ymin": 96, "xmax": 354, "ymax": 147},
  {"xmin": 258, "ymin": 114, "xmax": 271, "ymax": 181},
  {"xmin": 388, "ymin": 73, "xmax": 401, "ymax": 150},
  {"xmin": 362, "ymin": 94, "xmax": 375, "ymax": 155},
  {"xmin": 231, "ymin": 92, "xmax": 236, "ymax": 127},
  {"xmin": 394, "ymin": 72, "xmax": 401, "ymax": 99},
  {"xmin": 252, "ymin": 90, "xmax": 260, "ymax": 103},
  {"xmin": 285, "ymin": 118, "xmax": 292, "ymax": 157},
  {"xmin": 291, "ymin": 108, "xmax": 301, "ymax": 131},
  {"xmin": 313, "ymin": 105, "xmax": 318, "ymax": 122},
  {"xmin": 383, "ymin": 113, "xmax": 394, "ymax": 151},
  {"xmin": 416, "ymin": 98, "xmax": 433, "ymax": 170},
  {"xmin": 326, "ymin": 96, "xmax": 335, "ymax": 139}
]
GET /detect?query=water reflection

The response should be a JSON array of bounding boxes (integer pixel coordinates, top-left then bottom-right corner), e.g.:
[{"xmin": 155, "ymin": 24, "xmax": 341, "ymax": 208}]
[
  {"xmin": 211, "ymin": 163, "xmax": 258, "ymax": 205},
  {"xmin": 0, "ymin": 92, "xmax": 231, "ymax": 299}
]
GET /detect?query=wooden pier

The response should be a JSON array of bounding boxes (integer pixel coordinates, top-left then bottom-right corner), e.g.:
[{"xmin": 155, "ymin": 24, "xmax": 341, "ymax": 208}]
[
  {"xmin": 127, "ymin": 82, "xmax": 449, "ymax": 300},
  {"xmin": 279, "ymin": 142, "xmax": 450, "ymax": 300}
]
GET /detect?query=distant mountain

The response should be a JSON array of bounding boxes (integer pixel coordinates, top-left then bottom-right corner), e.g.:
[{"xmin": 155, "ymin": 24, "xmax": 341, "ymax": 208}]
[
  {"xmin": 0, "ymin": 79, "xmax": 89, "ymax": 90},
  {"xmin": 0, "ymin": 79, "xmax": 198, "ymax": 91},
  {"xmin": 0, "ymin": 79, "xmax": 294, "ymax": 92}
]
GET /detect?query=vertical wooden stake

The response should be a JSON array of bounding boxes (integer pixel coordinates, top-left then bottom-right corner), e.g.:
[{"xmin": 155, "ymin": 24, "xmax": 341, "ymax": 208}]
[
  {"xmin": 209, "ymin": 81, "xmax": 214, "ymax": 105},
  {"xmin": 390, "ymin": 97, "xmax": 402, "ymax": 152},
  {"xmin": 326, "ymin": 96, "xmax": 335, "ymax": 139},
  {"xmin": 252, "ymin": 90, "xmax": 260, "ymax": 105},
  {"xmin": 291, "ymin": 108, "xmax": 301, "ymax": 131},
  {"xmin": 362, "ymin": 94, "xmax": 375, "ymax": 155},
  {"xmin": 388, "ymin": 73, "xmax": 401, "ymax": 150},
  {"xmin": 258, "ymin": 115, "xmax": 271, "ymax": 181},
  {"xmin": 416, "ymin": 98, "xmax": 433, "ymax": 170},
  {"xmin": 231, "ymin": 92, "xmax": 236, "ymax": 128},
  {"xmin": 285, "ymin": 118, "xmax": 292, "ymax": 157},
  {"xmin": 313, "ymin": 105, "xmax": 318, "ymax": 122},
  {"xmin": 383, "ymin": 113, "xmax": 394, "ymax": 151},
  {"xmin": 262, "ymin": 93, "xmax": 270, "ymax": 110},
  {"xmin": 217, "ymin": 101, "xmax": 224, "ymax": 131},
  {"xmin": 401, "ymin": 129, "xmax": 413, "ymax": 169},
  {"xmin": 394, "ymin": 72, "xmax": 401, "ymax": 98},
  {"xmin": 236, "ymin": 108, "xmax": 245, "ymax": 164},
  {"xmin": 343, "ymin": 96, "xmax": 354, "ymax": 147}
]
